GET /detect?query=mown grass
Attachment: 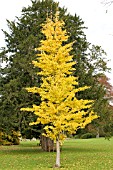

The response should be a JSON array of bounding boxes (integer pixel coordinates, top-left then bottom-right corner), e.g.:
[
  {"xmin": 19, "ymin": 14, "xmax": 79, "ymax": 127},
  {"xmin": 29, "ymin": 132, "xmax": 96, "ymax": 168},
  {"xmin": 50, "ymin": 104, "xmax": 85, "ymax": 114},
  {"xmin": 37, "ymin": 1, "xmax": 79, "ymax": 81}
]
[{"xmin": 0, "ymin": 138, "xmax": 113, "ymax": 170}]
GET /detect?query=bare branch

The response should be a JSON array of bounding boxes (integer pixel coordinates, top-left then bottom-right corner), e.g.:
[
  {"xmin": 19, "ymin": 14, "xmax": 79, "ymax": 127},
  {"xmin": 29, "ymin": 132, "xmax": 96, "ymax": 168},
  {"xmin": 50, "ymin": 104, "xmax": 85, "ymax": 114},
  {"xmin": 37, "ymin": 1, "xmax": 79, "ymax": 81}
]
[{"xmin": 101, "ymin": 0, "xmax": 113, "ymax": 6}]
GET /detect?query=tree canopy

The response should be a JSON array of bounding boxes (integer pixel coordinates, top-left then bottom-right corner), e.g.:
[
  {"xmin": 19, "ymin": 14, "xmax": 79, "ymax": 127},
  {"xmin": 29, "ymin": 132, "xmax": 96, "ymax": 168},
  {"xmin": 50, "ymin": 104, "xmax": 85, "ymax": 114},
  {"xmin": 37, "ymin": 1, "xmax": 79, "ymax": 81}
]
[
  {"xmin": 0, "ymin": 0, "xmax": 111, "ymax": 140},
  {"xmin": 21, "ymin": 11, "xmax": 98, "ymax": 167}
]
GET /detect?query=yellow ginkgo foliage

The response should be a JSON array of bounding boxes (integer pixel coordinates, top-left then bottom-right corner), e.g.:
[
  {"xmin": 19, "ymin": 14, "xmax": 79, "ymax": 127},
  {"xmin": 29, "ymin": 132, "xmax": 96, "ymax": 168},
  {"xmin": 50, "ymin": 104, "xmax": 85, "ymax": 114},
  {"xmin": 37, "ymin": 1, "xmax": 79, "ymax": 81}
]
[{"xmin": 21, "ymin": 11, "xmax": 98, "ymax": 168}]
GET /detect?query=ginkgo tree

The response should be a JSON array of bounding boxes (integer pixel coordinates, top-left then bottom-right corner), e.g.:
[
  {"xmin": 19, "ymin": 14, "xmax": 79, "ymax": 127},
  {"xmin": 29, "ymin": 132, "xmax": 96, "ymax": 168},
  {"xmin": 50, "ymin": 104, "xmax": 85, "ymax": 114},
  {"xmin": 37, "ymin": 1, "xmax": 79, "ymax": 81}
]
[{"xmin": 21, "ymin": 11, "xmax": 98, "ymax": 168}]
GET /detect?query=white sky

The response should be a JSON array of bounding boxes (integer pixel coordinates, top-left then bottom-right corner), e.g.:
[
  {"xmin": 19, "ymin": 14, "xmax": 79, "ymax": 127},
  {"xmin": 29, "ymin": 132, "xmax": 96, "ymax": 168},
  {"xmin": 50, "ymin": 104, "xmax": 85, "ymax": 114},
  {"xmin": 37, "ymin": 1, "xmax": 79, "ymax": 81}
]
[{"xmin": 0, "ymin": 0, "xmax": 113, "ymax": 85}]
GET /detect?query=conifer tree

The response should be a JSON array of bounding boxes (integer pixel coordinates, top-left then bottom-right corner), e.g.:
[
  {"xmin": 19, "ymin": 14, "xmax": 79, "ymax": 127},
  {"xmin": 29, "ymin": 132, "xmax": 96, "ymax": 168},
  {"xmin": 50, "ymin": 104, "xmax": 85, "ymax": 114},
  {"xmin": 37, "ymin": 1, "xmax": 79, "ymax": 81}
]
[
  {"xmin": 0, "ymin": 0, "xmax": 110, "ymax": 145},
  {"xmin": 21, "ymin": 11, "xmax": 98, "ymax": 168}
]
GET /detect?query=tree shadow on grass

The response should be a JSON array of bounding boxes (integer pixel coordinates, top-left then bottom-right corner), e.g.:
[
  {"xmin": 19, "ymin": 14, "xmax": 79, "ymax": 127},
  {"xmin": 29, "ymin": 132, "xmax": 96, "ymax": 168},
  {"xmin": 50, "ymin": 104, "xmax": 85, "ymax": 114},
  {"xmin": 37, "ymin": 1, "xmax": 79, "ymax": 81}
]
[
  {"xmin": 0, "ymin": 145, "xmax": 45, "ymax": 155},
  {"xmin": 62, "ymin": 146, "xmax": 105, "ymax": 153},
  {"xmin": 0, "ymin": 141, "xmax": 106, "ymax": 155}
]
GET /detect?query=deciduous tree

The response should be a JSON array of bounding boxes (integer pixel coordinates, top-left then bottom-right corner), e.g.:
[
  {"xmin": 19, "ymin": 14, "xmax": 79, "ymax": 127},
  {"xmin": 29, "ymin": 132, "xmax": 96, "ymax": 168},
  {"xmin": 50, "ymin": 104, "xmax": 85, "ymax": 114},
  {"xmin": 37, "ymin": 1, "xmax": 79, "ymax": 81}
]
[{"xmin": 21, "ymin": 11, "xmax": 98, "ymax": 168}]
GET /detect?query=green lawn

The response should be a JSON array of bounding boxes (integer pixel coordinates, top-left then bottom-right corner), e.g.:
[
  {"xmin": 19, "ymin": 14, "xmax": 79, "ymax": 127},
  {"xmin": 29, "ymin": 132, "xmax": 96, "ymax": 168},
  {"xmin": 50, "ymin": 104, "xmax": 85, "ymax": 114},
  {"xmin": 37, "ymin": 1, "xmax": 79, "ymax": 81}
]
[{"xmin": 0, "ymin": 138, "xmax": 113, "ymax": 170}]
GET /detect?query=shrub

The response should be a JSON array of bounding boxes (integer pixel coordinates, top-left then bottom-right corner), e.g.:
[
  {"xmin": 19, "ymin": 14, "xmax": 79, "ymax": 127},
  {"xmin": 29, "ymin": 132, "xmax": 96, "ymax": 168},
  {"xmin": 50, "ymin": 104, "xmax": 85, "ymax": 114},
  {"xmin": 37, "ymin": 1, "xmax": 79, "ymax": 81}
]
[
  {"xmin": 74, "ymin": 134, "xmax": 81, "ymax": 139},
  {"xmin": 0, "ymin": 130, "xmax": 20, "ymax": 145},
  {"xmin": 80, "ymin": 133, "xmax": 96, "ymax": 139}
]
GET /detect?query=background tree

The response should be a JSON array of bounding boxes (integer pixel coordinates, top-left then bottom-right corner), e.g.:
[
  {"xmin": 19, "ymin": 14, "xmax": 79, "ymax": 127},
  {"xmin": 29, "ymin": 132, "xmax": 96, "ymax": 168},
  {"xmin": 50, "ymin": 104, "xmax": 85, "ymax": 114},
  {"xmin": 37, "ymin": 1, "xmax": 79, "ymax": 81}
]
[
  {"xmin": 21, "ymin": 11, "xmax": 98, "ymax": 168},
  {"xmin": 94, "ymin": 75, "xmax": 113, "ymax": 137},
  {"xmin": 84, "ymin": 75, "xmax": 113, "ymax": 138},
  {"xmin": 0, "ymin": 0, "xmax": 110, "ymax": 144}
]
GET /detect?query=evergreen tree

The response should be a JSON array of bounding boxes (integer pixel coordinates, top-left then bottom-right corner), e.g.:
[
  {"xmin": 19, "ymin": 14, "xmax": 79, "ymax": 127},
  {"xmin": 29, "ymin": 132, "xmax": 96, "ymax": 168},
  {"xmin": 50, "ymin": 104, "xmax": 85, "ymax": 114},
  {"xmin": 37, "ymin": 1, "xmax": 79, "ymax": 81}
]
[{"xmin": 0, "ymin": 0, "xmax": 110, "ymax": 141}]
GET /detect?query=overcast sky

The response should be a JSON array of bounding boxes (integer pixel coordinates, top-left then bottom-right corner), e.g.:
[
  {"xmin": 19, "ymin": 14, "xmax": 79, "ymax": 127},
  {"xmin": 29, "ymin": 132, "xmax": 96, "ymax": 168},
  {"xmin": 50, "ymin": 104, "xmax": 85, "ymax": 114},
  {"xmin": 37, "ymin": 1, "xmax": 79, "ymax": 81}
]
[{"xmin": 0, "ymin": 0, "xmax": 113, "ymax": 85}]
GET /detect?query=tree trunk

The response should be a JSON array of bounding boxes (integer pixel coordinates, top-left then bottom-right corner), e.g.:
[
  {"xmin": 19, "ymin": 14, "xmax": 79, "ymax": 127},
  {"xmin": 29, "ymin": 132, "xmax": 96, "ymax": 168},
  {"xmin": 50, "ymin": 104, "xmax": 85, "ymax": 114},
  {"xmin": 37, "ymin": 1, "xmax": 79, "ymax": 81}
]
[
  {"xmin": 55, "ymin": 139, "xmax": 60, "ymax": 168},
  {"xmin": 96, "ymin": 127, "xmax": 100, "ymax": 138},
  {"xmin": 40, "ymin": 135, "xmax": 55, "ymax": 152}
]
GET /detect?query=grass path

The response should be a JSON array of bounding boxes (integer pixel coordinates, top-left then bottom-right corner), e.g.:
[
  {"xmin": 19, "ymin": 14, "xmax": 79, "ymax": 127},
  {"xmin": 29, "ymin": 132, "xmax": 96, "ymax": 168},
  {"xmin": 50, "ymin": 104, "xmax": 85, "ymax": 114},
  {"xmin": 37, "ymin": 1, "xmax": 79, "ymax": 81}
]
[{"xmin": 0, "ymin": 138, "xmax": 113, "ymax": 170}]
